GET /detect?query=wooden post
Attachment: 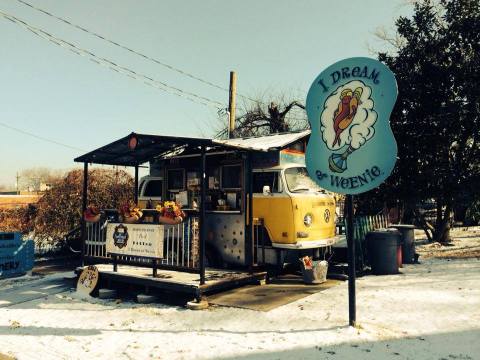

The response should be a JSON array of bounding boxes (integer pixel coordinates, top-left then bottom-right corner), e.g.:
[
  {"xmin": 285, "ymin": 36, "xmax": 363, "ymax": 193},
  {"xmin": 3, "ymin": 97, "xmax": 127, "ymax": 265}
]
[
  {"xmin": 243, "ymin": 152, "xmax": 254, "ymax": 272},
  {"xmin": 228, "ymin": 71, "xmax": 237, "ymax": 138},
  {"xmin": 134, "ymin": 165, "xmax": 139, "ymax": 204},
  {"xmin": 152, "ymin": 258, "xmax": 157, "ymax": 277},
  {"xmin": 199, "ymin": 146, "xmax": 207, "ymax": 285},
  {"xmin": 247, "ymin": 152, "xmax": 254, "ymax": 272},
  {"xmin": 81, "ymin": 162, "xmax": 88, "ymax": 267},
  {"xmin": 346, "ymin": 194, "xmax": 356, "ymax": 327}
]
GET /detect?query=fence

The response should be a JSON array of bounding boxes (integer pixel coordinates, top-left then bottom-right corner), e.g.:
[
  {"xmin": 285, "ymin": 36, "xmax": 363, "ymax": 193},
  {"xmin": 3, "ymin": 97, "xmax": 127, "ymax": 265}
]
[
  {"xmin": 84, "ymin": 216, "xmax": 199, "ymax": 271},
  {"xmin": 345, "ymin": 214, "xmax": 390, "ymax": 272}
]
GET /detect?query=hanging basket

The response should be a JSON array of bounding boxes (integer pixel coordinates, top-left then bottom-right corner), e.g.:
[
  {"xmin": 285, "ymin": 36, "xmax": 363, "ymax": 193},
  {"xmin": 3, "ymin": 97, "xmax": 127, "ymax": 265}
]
[
  {"xmin": 84, "ymin": 206, "xmax": 101, "ymax": 223},
  {"xmin": 84, "ymin": 213, "xmax": 101, "ymax": 223},
  {"xmin": 158, "ymin": 216, "xmax": 183, "ymax": 225}
]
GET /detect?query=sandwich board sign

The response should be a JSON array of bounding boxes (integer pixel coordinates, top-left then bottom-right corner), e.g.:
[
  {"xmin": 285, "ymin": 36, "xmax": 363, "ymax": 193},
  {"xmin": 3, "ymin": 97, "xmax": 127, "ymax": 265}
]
[
  {"xmin": 305, "ymin": 57, "xmax": 398, "ymax": 195},
  {"xmin": 77, "ymin": 265, "xmax": 99, "ymax": 295}
]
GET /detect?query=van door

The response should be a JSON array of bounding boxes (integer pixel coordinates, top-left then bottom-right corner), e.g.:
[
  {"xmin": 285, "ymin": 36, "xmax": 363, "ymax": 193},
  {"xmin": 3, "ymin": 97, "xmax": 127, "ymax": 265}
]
[{"xmin": 252, "ymin": 171, "xmax": 294, "ymax": 245}]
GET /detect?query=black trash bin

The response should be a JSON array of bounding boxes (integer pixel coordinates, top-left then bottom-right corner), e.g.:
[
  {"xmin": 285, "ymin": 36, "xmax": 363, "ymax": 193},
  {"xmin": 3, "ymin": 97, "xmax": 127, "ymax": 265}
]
[
  {"xmin": 366, "ymin": 229, "xmax": 402, "ymax": 275},
  {"xmin": 390, "ymin": 224, "xmax": 416, "ymax": 264}
]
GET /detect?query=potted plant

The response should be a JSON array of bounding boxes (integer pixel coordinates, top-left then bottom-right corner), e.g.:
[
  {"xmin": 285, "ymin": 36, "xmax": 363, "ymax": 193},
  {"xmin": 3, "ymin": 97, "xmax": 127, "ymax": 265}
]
[
  {"xmin": 83, "ymin": 205, "xmax": 101, "ymax": 223},
  {"xmin": 119, "ymin": 202, "xmax": 143, "ymax": 224},
  {"xmin": 156, "ymin": 201, "xmax": 186, "ymax": 225}
]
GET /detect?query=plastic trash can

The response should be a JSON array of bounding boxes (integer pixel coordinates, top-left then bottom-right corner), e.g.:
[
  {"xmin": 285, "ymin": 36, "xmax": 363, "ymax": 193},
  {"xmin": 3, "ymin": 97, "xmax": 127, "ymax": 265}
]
[
  {"xmin": 366, "ymin": 229, "xmax": 401, "ymax": 275},
  {"xmin": 390, "ymin": 224, "xmax": 416, "ymax": 264}
]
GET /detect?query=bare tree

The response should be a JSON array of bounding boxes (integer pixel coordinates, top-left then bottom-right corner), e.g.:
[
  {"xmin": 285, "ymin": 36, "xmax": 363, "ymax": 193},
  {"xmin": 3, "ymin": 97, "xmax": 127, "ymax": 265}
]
[
  {"xmin": 215, "ymin": 94, "xmax": 308, "ymax": 139},
  {"xmin": 18, "ymin": 167, "xmax": 64, "ymax": 191}
]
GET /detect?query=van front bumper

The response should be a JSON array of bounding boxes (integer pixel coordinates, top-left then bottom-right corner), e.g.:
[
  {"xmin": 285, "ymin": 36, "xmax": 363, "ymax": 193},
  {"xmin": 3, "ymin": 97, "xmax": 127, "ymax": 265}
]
[{"xmin": 272, "ymin": 235, "xmax": 345, "ymax": 249}]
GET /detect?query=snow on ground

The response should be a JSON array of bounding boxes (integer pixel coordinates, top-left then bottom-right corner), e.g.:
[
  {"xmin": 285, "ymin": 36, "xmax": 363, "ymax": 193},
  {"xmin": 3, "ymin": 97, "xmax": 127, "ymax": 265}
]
[{"xmin": 1, "ymin": 228, "xmax": 479, "ymax": 360}]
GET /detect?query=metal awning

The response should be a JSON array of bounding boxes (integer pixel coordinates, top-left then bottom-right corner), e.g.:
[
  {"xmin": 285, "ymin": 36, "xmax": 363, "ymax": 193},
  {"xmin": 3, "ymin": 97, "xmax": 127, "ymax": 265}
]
[
  {"xmin": 74, "ymin": 130, "xmax": 311, "ymax": 166},
  {"xmin": 212, "ymin": 130, "xmax": 310, "ymax": 152},
  {"xmin": 74, "ymin": 132, "xmax": 214, "ymax": 166}
]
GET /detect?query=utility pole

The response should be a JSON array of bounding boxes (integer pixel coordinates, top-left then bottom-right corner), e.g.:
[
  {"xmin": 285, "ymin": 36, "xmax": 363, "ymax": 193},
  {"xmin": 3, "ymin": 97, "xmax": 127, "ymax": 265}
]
[
  {"xmin": 16, "ymin": 172, "xmax": 20, "ymax": 194},
  {"xmin": 228, "ymin": 71, "xmax": 237, "ymax": 138}
]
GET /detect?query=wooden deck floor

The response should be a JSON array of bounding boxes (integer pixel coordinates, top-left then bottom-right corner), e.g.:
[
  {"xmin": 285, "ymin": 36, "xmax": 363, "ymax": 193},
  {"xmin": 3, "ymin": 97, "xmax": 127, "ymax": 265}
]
[{"xmin": 77, "ymin": 264, "xmax": 267, "ymax": 297}]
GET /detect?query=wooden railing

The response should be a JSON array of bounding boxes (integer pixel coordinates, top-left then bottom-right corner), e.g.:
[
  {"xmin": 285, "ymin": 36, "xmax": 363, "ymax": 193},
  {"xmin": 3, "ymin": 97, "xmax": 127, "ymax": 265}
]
[{"xmin": 84, "ymin": 216, "xmax": 200, "ymax": 271}]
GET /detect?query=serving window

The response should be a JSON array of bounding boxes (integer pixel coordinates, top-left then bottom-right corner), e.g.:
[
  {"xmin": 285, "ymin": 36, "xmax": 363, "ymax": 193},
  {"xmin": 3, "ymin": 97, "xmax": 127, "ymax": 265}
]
[
  {"xmin": 161, "ymin": 161, "xmax": 244, "ymax": 213},
  {"xmin": 221, "ymin": 164, "xmax": 242, "ymax": 190},
  {"xmin": 167, "ymin": 168, "xmax": 185, "ymax": 191}
]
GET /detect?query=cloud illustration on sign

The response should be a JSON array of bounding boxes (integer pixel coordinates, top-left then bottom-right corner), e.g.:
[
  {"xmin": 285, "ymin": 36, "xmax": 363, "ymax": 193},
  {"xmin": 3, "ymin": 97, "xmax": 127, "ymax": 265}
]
[{"xmin": 320, "ymin": 80, "xmax": 377, "ymax": 152}]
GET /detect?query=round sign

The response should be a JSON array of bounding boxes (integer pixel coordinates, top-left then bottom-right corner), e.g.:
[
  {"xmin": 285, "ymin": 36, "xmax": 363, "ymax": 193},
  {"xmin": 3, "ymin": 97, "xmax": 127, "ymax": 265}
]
[
  {"xmin": 128, "ymin": 136, "xmax": 138, "ymax": 150},
  {"xmin": 76, "ymin": 265, "xmax": 99, "ymax": 295},
  {"xmin": 306, "ymin": 57, "xmax": 398, "ymax": 195}
]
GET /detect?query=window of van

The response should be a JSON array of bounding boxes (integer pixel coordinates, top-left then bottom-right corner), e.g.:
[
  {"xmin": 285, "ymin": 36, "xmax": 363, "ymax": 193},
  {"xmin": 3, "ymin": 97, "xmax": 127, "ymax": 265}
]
[
  {"xmin": 284, "ymin": 167, "xmax": 322, "ymax": 192},
  {"xmin": 143, "ymin": 179, "xmax": 163, "ymax": 197},
  {"xmin": 253, "ymin": 172, "xmax": 281, "ymax": 193}
]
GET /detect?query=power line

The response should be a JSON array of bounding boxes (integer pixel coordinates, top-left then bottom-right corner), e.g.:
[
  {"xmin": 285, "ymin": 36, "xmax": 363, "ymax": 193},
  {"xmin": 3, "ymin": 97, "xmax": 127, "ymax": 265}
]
[
  {"xmin": 13, "ymin": 0, "xmax": 258, "ymax": 104},
  {"xmin": 0, "ymin": 121, "xmax": 86, "ymax": 152},
  {"xmin": 0, "ymin": 10, "xmax": 225, "ymax": 109}
]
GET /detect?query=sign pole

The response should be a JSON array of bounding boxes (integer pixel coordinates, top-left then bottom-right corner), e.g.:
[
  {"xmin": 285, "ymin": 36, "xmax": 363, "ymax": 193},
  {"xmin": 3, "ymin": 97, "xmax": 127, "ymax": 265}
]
[{"xmin": 346, "ymin": 194, "xmax": 356, "ymax": 327}]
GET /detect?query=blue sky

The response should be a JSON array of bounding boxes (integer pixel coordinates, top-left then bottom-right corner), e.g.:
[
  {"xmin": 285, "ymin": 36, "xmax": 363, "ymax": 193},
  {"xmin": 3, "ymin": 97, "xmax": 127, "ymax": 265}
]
[{"xmin": 0, "ymin": 0, "xmax": 411, "ymax": 187}]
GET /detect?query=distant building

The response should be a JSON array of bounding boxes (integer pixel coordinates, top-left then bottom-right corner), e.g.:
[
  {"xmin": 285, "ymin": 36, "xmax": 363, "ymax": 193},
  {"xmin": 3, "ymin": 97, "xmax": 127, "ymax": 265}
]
[{"xmin": 39, "ymin": 183, "xmax": 52, "ymax": 192}]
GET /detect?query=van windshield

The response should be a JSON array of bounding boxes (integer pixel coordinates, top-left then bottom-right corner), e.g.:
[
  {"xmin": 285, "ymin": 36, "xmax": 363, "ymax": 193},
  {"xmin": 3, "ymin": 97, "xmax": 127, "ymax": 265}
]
[{"xmin": 284, "ymin": 167, "xmax": 322, "ymax": 193}]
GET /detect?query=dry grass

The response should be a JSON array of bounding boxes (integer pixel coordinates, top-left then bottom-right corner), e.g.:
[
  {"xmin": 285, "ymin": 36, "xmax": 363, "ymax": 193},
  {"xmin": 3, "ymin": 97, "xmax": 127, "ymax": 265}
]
[{"xmin": 0, "ymin": 195, "xmax": 41, "ymax": 209}]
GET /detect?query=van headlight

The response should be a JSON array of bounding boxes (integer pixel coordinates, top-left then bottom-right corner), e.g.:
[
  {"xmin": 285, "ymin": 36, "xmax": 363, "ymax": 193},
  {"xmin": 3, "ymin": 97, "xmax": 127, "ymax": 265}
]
[{"xmin": 304, "ymin": 214, "xmax": 313, "ymax": 227}]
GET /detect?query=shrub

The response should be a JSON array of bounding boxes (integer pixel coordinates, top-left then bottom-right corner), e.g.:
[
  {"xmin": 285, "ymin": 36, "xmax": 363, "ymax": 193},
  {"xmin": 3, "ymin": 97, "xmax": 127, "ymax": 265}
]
[{"xmin": 33, "ymin": 168, "xmax": 133, "ymax": 246}]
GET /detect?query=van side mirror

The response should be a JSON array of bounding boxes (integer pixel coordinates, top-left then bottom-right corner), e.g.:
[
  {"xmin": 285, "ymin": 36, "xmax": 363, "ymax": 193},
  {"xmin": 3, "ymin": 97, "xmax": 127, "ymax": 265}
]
[{"xmin": 262, "ymin": 185, "xmax": 271, "ymax": 196}]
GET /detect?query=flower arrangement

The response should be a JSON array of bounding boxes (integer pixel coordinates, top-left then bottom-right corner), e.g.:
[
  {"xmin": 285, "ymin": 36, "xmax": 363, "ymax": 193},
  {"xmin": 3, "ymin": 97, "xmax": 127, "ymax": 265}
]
[
  {"xmin": 83, "ymin": 205, "xmax": 101, "ymax": 223},
  {"xmin": 156, "ymin": 201, "xmax": 186, "ymax": 224},
  {"xmin": 119, "ymin": 201, "xmax": 143, "ymax": 223},
  {"xmin": 301, "ymin": 256, "xmax": 314, "ymax": 270}
]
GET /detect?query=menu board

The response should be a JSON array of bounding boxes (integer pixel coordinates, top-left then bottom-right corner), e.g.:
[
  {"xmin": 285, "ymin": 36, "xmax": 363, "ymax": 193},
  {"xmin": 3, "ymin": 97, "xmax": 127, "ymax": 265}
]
[{"xmin": 106, "ymin": 223, "xmax": 164, "ymax": 258}]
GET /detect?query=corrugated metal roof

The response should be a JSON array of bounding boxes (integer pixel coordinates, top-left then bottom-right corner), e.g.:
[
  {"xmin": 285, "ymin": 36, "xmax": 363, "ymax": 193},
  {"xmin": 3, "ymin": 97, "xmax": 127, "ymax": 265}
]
[
  {"xmin": 74, "ymin": 132, "xmax": 213, "ymax": 165},
  {"xmin": 213, "ymin": 130, "xmax": 310, "ymax": 152},
  {"xmin": 74, "ymin": 130, "xmax": 311, "ymax": 165}
]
